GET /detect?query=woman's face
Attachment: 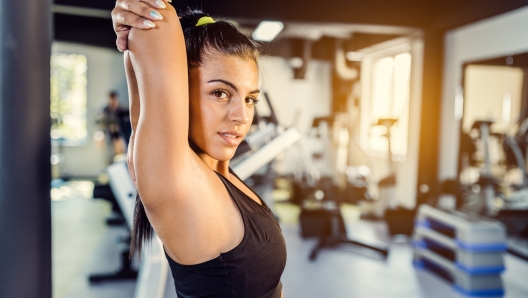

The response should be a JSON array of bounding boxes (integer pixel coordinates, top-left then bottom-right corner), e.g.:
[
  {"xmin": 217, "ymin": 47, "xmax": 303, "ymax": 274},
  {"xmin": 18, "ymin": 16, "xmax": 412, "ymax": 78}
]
[{"xmin": 188, "ymin": 52, "xmax": 260, "ymax": 161}]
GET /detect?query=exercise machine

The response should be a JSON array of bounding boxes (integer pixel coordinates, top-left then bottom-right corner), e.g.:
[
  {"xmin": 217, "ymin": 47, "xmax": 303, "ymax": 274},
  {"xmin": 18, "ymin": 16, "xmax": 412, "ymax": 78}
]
[
  {"xmin": 443, "ymin": 119, "xmax": 528, "ymax": 261},
  {"xmin": 89, "ymin": 108, "xmax": 138, "ymax": 283},
  {"xmin": 89, "ymin": 161, "xmax": 139, "ymax": 284},
  {"xmin": 374, "ymin": 118, "xmax": 398, "ymax": 210},
  {"xmin": 296, "ymin": 115, "xmax": 389, "ymax": 261},
  {"xmin": 306, "ymin": 178, "xmax": 389, "ymax": 260}
]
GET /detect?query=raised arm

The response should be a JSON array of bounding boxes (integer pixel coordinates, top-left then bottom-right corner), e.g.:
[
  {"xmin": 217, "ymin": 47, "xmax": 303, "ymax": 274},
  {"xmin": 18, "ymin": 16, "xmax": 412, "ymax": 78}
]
[
  {"xmin": 124, "ymin": 51, "xmax": 139, "ymax": 187},
  {"xmin": 127, "ymin": 4, "xmax": 191, "ymax": 203}
]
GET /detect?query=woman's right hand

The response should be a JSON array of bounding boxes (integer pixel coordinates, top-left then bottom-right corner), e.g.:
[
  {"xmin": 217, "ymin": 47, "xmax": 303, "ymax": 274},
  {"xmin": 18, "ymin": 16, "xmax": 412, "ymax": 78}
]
[{"xmin": 112, "ymin": 0, "xmax": 171, "ymax": 52}]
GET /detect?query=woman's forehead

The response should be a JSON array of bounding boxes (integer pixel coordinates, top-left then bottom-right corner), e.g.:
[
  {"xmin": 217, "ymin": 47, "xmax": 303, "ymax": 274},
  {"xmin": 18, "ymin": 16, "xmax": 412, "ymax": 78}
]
[{"xmin": 198, "ymin": 54, "xmax": 259, "ymax": 87}]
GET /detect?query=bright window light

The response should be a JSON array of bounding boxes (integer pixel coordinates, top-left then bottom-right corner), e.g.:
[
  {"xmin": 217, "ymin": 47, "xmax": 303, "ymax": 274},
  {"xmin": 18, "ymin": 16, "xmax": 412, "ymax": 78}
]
[
  {"xmin": 252, "ymin": 21, "xmax": 284, "ymax": 42},
  {"xmin": 368, "ymin": 52, "xmax": 412, "ymax": 156},
  {"xmin": 50, "ymin": 53, "xmax": 88, "ymax": 142}
]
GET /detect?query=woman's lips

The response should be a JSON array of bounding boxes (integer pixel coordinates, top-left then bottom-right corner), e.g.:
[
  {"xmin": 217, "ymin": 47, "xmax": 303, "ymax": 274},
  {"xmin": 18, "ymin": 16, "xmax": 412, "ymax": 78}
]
[{"xmin": 218, "ymin": 132, "xmax": 242, "ymax": 146}]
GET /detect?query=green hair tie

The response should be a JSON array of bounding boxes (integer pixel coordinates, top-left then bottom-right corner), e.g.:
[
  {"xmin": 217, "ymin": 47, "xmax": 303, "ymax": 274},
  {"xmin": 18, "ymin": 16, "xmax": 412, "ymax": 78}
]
[{"xmin": 196, "ymin": 16, "xmax": 216, "ymax": 27}]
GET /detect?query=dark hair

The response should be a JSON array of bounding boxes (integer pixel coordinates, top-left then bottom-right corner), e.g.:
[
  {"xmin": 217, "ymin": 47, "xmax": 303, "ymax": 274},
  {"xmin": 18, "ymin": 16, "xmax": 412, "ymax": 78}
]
[
  {"xmin": 109, "ymin": 90, "xmax": 118, "ymax": 98},
  {"xmin": 130, "ymin": 8, "xmax": 261, "ymax": 258},
  {"xmin": 179, "ymin": 9, "xmax": 261, "ymax": 69}
]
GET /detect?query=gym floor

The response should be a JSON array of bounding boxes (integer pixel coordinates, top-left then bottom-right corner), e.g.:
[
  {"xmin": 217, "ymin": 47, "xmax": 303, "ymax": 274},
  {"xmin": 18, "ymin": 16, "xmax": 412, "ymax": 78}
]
[{"xmin": 52, "ymin": 181, "xmax": 528, "ymax": 298}]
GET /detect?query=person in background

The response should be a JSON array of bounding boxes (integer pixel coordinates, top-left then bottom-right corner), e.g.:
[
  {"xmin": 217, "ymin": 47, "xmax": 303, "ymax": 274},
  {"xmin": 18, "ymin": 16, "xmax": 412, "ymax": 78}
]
[{"xmin": 97, "ymin": 91, "xmax": 127, "ymax": 163}]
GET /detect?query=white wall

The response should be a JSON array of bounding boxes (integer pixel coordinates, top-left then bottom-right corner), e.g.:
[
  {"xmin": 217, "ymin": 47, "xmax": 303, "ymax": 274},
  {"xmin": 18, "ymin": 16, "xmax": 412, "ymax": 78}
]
[
  {"xmin": 259, "ymin": 57, "xmax": 332, "ymax": 174},
  {"xmin": 260, "ymin": 57, "xmax": 332, "ymax": 134},
  {"xmin": 440, "ymin": 6, "xmax": 528, "ymax": 180},
  {"xmin": 52, "ymin": 42, "xmax": 128, "ymax": 178}
]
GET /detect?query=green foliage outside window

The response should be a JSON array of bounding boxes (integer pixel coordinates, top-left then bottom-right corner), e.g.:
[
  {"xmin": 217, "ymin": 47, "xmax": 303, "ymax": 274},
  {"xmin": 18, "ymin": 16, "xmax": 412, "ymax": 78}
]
[{"xmin": 50, "ymin": 53, "xmax": 87, "ymax": 141}]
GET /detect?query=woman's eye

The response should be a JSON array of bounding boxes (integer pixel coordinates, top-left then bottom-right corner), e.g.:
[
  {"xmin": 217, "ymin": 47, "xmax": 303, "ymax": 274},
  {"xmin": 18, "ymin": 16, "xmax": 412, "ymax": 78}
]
[
  {"xmin": 246, "ymin": 97, "xmax": 259, "ymax": 105},
  {"xmin": 213, "ymin": 90, "xmax": 229, "ymax": 99}
]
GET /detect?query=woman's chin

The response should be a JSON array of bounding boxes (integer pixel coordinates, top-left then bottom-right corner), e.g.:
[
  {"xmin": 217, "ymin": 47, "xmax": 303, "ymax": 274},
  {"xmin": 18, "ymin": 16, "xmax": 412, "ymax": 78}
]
[{"xmin": 209, "ymin": 147, "xmax": 237, "ymax": 162}]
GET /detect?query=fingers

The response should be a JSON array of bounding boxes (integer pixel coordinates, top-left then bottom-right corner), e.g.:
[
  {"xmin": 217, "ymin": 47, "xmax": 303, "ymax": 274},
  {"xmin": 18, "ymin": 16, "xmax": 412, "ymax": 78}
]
[
  {"xmin": 141, "ymin": 0, "xmax": 170, "ymax": 9},
  {"xmin": 130, "ymin": 0, "xmax": 171, "ymax": 9},
  {"xmin": 115, "ymin": 0, "xmax": 165, "ymax": 23},
  {"xmin": 116, "ymin": 32, "xmax": 128, "ymax": 52},
  {"xmin": 113, "ymin": 10, "xmax": 157, "ymax": 32},
  {"xmin": 112, "ymin": 0, "xmax": 172, "ymax": 51}
]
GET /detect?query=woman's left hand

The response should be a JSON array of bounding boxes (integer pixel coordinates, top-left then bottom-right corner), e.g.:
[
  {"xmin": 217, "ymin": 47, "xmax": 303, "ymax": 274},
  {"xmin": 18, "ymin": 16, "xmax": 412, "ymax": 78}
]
[{"xmin": 112, "ymin": 0, "xmax": 171, "ymax": 52}]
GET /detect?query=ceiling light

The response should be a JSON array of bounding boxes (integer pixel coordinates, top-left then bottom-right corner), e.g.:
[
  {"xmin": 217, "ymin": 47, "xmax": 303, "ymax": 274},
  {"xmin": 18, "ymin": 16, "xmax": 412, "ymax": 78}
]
[
  {"xmin": 252, "ymin": 21, "xmax": 284, "ymax": 42},
  {"xmin": 345, "ymin": 51, "xmax": 365, "ymax": 62}
]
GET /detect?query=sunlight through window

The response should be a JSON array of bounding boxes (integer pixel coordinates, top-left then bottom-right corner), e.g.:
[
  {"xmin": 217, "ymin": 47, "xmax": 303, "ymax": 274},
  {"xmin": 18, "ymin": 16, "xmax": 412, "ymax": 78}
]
[
  {"xmin": 369, "ymin": 52, "xmax": 411, "ymax": 156},
  {"xmin": 50, "ymin": 53, "xmax": 88, "ymax": 142}
]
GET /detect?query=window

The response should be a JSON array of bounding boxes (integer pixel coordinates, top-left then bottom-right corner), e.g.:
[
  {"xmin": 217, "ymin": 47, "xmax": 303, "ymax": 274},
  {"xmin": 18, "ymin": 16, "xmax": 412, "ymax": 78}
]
[
  {"xmin": 50, "ymin": 53, "xmax": 88, "ymax": 143},
  {"xmin": 363, "ymin": 52, "xmax": 411, "ymax": 157}
]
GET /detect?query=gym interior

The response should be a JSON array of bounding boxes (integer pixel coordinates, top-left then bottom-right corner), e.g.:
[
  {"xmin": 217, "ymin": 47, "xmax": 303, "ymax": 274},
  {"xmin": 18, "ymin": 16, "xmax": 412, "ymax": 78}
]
[{"xmin": 3, "ymin": 0, "xmax": 528, "ymax": 297}]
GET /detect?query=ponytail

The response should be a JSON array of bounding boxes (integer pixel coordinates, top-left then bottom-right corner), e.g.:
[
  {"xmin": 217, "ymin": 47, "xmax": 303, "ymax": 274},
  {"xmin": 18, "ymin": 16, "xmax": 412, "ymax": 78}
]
[{"xmin": 130, "ymin": 194, "xmax": 153, "ymax": 257}]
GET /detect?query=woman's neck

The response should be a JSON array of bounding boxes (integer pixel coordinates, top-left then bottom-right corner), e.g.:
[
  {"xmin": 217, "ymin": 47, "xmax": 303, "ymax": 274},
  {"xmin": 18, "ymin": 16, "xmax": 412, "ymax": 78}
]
[
  {"xmin": 189, "ymin": 140, "xmax": 231, "ymax": 176},
  {"xmin": 196, "ymin": 152, "xmax": 230, "ymax": 176}
]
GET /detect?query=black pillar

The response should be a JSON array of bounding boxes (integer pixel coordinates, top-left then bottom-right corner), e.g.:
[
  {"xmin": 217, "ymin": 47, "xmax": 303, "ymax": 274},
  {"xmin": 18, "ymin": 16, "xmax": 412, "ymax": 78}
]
[
  {"xmin": 0, "ymin": 1, "xmax": 52, "ymax": 298},
  {"xmin": 416, "ymin": 28, "xmax": 444, "ymax": 205}
]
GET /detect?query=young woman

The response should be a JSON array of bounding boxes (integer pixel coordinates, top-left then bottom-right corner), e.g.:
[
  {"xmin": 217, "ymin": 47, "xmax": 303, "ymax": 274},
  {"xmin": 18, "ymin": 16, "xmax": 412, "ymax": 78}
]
[{"xmin": 111, "ymin": 1, "xmax": 286, "ymax": 297}]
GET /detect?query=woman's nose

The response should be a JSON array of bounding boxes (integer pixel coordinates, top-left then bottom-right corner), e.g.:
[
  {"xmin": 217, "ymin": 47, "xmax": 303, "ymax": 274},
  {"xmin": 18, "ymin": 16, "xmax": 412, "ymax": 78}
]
[{"xmin": 228, "ymin": 99, "xmax": 250, "ymax": 124}]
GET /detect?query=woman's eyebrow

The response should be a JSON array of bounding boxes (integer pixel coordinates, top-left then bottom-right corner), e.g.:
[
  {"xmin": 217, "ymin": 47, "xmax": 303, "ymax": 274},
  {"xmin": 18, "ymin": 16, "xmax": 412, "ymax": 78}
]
[
  {"xmin": 208, "ymin": 79, "xmax": 260, "ymax": 94},
  {"xmin": 208, "ymin": 79, "xmax": 237, "ymax": 91}
]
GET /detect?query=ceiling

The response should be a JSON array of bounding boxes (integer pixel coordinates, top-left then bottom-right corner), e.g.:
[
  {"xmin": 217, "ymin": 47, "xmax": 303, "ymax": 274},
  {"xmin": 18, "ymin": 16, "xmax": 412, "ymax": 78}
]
[{"xmin": 53, "ymin": 0, "xmax": 528, "ymax": 51}]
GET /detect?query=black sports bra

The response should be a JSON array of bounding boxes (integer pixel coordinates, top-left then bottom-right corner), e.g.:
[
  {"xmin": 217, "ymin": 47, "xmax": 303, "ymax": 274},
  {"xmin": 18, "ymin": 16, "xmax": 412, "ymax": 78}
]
[{"xmin": 165, "ymin": 169, "xmax": 287, "ymax": 298}]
